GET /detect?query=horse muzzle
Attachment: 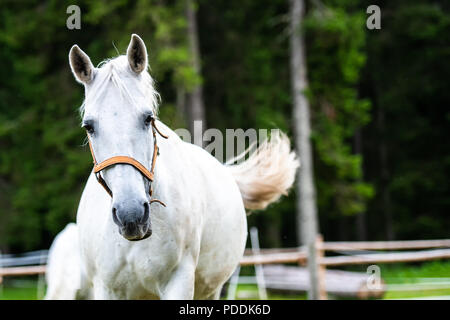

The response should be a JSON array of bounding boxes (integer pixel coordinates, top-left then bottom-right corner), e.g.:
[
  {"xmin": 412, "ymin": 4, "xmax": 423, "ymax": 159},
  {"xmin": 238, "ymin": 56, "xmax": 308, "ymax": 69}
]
[{"xmin": 112, "ymin": 201, "xmax": 152, "ymax": 241}]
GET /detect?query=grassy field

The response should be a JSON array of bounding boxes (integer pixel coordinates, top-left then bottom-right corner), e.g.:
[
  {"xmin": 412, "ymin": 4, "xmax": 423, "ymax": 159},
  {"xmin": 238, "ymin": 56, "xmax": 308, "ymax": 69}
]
[
  {"xmin": 0, "ymin": 286, "xmax": 41, "ymax": 300},
  {"xmin": 0, "ymin": 277, "xmax": 45, "ymax": 300},
  {"xmin": 1, "ymin": 261, "xmax": 450, "ymax": 300},
  {"xmin": 380, "ymin": 260, "xmax": 450, "ymax": 299}
]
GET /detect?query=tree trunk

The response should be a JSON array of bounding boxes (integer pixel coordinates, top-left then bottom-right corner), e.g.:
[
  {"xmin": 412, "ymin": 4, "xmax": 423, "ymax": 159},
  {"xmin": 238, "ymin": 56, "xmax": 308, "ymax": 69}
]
[
  {"xmin": 338, "ymin": 216, "xmax": 349, "ymax": 241},
  {"xmin": 289, "ymin": 0, "xmax": 321, "ymax": 300},
  {"xmin": 377, "ymin": 105, "xmax": 395, "ymax": 240},
  {"xmin": 289, "ymin": 0, "xmax": 318, "ymax": 247},
  {"xmin": 185, "ymin": 0, "xmax": 206, "ymax": 147},
  {"xmin": 354, "ymin": 129, "xmax": 368, "ymax": 241},
  {"xmin": 176, "ymin": 86, "xmax": 186, "ymax": 116},
  {"xmin": 355, "ymin": 204, "xmax": 368, "ymax": 241}
]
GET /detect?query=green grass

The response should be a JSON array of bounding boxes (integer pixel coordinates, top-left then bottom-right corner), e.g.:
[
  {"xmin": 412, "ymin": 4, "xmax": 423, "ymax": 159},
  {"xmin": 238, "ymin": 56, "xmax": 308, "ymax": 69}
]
[
  {"xmin": 0, "ymin": 277, "xmax": 45, "ymax": 300},
  {"xmin": 379, "ymin": 260, "xmax": 450, "ymax": 299},
  {"xmin": 231, "ymin": 283, "xmax": 307, "ymax": 300},
  {"xmin": 0, "ymin": 286, "xmax": 40, "ymax": 300}
]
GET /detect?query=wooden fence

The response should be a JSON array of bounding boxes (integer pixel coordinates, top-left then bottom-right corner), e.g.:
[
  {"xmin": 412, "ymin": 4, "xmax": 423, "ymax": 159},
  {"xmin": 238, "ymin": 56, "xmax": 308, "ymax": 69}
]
[
  {"xmin": 240, "ymin": 236, "xmax": 450, "ymax": 299},
  {"xmin": 2, "ymin": 238, "xmax": 450, "ymax": 299},
  {"xmin": 0, "ymin": 250, "xmax": 48, "ymax": 285},
  {"xmin": 242, "ymin": 239, "xmax": 450, "ymax": 266}
]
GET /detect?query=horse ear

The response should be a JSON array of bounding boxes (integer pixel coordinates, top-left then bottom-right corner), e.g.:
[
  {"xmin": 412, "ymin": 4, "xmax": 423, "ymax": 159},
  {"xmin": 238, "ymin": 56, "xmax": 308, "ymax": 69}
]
[
  {"xmin": 127, "ymin": 34, "xmax": 148, "ymax": 74},
  {"xmin": 69, "ymin": 45, "xmax": 95, "ymax": 84}
]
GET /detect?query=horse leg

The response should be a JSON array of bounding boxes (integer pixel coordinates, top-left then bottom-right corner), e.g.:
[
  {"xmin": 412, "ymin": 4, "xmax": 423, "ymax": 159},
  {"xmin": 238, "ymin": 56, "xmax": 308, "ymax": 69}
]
[
  {"xmin": 75, "ymin": 272, "xmax": 93, "ymax": 299},
  {"xmin": 161, "ymin": 256, "xmax": 196, "ymax": 300},
  {"xmin": 204, "ymin": 287, "xmax": 222, "ymax": 300},
  {"xmin": 92, "ymin": 277, "xmax": 121, "ymax": 300}
]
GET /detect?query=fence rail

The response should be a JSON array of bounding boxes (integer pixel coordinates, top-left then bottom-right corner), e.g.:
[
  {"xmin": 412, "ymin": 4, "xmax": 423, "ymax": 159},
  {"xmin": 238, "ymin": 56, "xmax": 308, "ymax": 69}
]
[
  {"xmin": 321, "ymin": 249, "xmax": 450, "ymax": 266},
  {"xmin": 322, "ymin": 239, "xmax": 450, "ymax": 251},
  {"xmin": 0, "ymin": 265, "xmax": 46, "ymax": 277},
  {"xmin": 241, "ymin": 251, "xmax": 307, "ymax": 266},
  {"xmin": 243, "ymin": 239, "xmax": 450, "ymax": 256}
]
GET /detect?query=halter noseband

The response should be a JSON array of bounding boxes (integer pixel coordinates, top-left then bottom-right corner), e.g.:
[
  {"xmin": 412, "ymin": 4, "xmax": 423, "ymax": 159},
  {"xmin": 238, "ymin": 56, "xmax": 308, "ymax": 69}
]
[{"xmin": 87, "ymin": 118, "xmax": 169, "ymax": 207}]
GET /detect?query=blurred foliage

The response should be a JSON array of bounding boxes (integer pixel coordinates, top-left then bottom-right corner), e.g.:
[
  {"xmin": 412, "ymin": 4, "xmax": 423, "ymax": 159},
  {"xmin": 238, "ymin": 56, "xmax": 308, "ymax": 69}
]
[
  {"xmin": 360, "ymin": 0, "xmax": 450, "ymax": 239},
  {"xmin": 0, "ymin": 0, "xmax": 449, "ymax": 251},
  {"xmin": 304, "ymin": 4, "xmax": 373, "ymax": 218}
]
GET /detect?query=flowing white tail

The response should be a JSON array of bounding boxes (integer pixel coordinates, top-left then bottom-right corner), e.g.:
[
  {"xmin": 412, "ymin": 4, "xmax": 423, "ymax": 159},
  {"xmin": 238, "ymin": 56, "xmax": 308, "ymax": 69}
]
[{"xmin": 226, "ymin": 131, "xmax": 300, "ymax": 210}]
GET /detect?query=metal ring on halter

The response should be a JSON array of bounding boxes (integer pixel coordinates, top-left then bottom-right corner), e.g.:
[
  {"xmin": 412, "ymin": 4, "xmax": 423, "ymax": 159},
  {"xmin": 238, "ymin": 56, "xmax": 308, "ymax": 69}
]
[{"xmin": 86, "ymin": 119, "xmax": 168, "ymax": 207}]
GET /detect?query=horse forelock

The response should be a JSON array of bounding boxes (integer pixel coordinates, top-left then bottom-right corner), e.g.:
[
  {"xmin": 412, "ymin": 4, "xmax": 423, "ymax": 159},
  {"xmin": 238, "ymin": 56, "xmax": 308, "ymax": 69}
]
[{"xmin": 79, "ymin": 55, "xmax": 160, "ymax": 119}]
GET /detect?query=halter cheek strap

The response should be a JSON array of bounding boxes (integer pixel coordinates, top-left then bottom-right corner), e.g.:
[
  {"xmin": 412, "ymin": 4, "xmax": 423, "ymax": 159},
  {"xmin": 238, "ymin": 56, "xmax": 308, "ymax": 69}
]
[{"xmin": 87, "ymin": 119, "xmax": 169, "ymax": 207}]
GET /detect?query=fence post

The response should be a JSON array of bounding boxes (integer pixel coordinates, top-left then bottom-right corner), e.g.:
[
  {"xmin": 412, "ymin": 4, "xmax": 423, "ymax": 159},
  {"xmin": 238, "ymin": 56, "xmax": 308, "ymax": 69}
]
[
  {"xmin": 305, "ymin": 234, "xmax": 327, "ymax": 300},
  {"xmin": 226, "ymin": 266, "xmax": 241, "ymax": 300},
  {"xmin": 306, "ymin": 236, "xmax": 318, "ymax": 299},
  {"xmin": 250, "ymin": 227, "xmax": 268, "ymax": 300},
  {"xmin": 0, "ymin": 250, "xmax": 2, "ymax": 284},
  {"xmin": 0, "ymin": 250, "xmax": 3, "ymax": 298},
  {"xmin": 316, "ymin": 234, "xmax": 327, "ymax": 300},
  {"xmin": 36, "ymin": 251, "xmax": 46, "ymax": 300}
]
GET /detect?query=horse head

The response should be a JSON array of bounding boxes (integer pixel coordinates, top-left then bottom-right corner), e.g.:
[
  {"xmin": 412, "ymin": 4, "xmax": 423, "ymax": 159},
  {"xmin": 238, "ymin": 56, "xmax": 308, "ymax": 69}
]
[{"xmin": 69, "ymin": 34, "xmax": 160, "ymax": 241}]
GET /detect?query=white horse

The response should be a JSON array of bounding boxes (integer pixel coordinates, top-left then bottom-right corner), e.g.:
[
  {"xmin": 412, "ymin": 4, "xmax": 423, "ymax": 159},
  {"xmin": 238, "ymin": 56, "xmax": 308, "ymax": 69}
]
[
  {"xmin": 68, "ymin": 34, "xmax": 299, "ymax": 300},
  {"xmin": 44, "ymin": 223, "xmax": 90, "ymax": 299}
]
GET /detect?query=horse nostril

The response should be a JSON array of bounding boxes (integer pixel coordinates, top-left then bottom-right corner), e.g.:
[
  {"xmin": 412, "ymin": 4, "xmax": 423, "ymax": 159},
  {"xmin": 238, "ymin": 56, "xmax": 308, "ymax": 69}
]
[
  {"xmin": 141, "ymin": 202, "xmax": 149, "ymax": 224},
  {"xmin": 112, "ymin": 207, "xmax": 121, "ymax": 226}
]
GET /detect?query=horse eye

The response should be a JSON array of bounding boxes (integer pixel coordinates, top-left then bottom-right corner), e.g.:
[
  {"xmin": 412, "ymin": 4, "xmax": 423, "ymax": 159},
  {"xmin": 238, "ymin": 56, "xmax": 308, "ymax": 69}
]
[
  {"xmin": 144, "ymin": 114, "xmax": 153, "ymax": 126},
  {"xmin": 82, "ymin": 123, "xmax": 95, "ymax": 135}
]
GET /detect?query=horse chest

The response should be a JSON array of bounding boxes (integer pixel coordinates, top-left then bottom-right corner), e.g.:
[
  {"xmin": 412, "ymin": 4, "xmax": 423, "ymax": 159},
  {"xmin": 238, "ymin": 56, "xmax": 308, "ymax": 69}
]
[{"xmin": 83, "ymin": 223, "xmax": 185, "ymax": 296}]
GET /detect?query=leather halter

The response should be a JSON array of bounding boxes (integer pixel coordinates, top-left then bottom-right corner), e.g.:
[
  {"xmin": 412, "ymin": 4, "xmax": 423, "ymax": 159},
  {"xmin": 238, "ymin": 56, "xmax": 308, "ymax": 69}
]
[{"xmin": 87, "ymin": 118, "xmax": 169, "ymax": 207}]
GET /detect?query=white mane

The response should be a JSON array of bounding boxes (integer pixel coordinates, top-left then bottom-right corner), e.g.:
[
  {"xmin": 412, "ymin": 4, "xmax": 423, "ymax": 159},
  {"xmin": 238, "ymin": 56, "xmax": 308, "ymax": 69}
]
[{"xmin": 79, "ymin": 55, "xmax": 159, "ymax": 118}]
